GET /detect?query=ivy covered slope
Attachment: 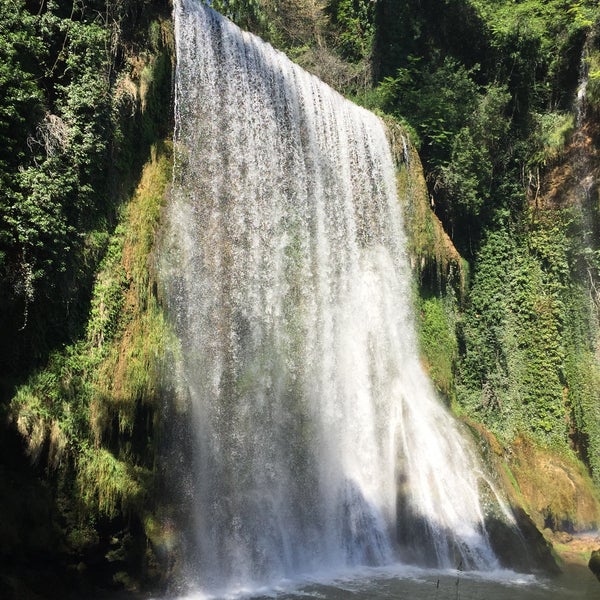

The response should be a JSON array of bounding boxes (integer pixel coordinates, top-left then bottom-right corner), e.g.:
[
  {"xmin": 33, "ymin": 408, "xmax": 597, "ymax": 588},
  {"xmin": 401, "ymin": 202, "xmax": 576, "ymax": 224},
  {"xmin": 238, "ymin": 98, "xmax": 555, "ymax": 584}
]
[
  {"xmin": 379, "ymin": 3, "xmax": 600, "ymax": 549},
  {"xmin": 0, "ymin": 0, "xmax": 174, "ymax": 597},
  {"xmin": 219, "ymin": 0, "xmax": 600, "ymax": 547},
  {"xmin": 370, "ymin": 1, "xmax": 600, "ymax": 540}
]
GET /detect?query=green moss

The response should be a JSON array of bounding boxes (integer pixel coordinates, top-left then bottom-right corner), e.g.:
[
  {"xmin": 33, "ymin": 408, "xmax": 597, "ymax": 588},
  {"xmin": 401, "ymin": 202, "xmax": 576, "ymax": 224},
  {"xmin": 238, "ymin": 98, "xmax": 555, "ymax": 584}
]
[
  {"xmin": 529, "ymin": 111, "xmax": 575, "ymax": 168},
  {"xmin": 7, "ymin": 140, "xmax": 174, "ymax": 583},
  {"xmin": 417, "ymin": 294, "xmax": 458, "ymax": 400},
  {"xmin": 587, "ymin": 49, "xmax": 600, "ymax": 113},
  {"xmin": 76, "ymin": 444, "xmax": 148, "ymax": 518},
  {"xmin": 500, "ymin": 461, "xmax": 527, "ymax": 509}
]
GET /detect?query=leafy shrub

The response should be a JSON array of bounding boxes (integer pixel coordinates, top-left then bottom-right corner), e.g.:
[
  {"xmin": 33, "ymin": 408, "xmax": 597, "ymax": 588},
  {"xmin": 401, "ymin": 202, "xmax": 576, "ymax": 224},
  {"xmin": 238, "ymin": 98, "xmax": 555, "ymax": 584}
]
[
  {"xmin": 327, "ymin": 0, "xmax": 376, "ymax": 62},
  {"xmin": 528, "ymin": 112, "xmax": 575, "ymax": 168},
  {"xmin": 587, "ymin": 49, "xmax": 600, "ymax": 113}
]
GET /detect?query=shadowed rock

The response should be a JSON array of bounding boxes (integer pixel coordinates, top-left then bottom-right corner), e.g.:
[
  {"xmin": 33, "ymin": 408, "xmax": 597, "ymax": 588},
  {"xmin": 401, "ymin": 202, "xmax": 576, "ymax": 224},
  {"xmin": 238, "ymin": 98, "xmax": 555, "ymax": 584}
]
[{"xmin": 589, "ymin": 548, "xmax": 600, "ymax": 582}]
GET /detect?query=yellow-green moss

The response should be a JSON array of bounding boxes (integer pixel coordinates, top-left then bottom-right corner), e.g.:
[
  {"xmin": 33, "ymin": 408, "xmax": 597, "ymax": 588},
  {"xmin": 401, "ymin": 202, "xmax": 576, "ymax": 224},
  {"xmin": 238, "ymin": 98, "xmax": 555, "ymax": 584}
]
[
  {"xmin": 9, "ymin": 141, "xmax": 174, "ymax": 521},
  {"xmin": 385, "ymin": 117, "xmax": 466, "ymax": 295},
  {"xmin": 76, "ymin": 445, "xmax": 148, "ymax": 519},
  {"xmin": 508, "ymin": 436, "xmax": 600, "ymax": 532},
  {"xmin": 91, "ymin": 143, "xmax": 173, "ymax": 440}
]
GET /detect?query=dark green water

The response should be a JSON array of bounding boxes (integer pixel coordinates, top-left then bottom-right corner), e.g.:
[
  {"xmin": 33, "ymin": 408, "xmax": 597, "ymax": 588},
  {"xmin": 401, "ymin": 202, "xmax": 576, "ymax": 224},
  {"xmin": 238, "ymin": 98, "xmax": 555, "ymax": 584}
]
[{"xmin": 166, "ymin": 564, "xmax": 598, "ymax": 600}]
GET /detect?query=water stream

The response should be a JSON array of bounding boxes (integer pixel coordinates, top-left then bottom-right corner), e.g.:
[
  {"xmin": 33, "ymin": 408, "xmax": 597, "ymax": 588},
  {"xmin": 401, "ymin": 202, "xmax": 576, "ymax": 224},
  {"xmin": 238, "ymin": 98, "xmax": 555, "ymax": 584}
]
[
  {"xmin": 160, "ymin": 0, "xmax": 514, "ymax": 596},
  {"xmin": 158, "ymin": 565, "xmax": 597, "ymax": 600}
]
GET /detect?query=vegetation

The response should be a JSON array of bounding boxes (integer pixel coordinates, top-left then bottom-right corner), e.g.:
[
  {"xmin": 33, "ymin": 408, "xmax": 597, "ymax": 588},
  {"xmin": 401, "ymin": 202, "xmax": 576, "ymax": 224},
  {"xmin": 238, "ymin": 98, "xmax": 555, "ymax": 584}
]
[
  {"xmin": 323, "ymin": 0, "xmax": 600, "ymax": 525},
  {"xmin": 378, "ymin": 2, "xmax": 600, "ymax": 519},
  {"xmin": 1, "ymin": 0, "xmax": 112, "ymax": 380},
  {"xmin": 0, "ymin": 0, "xmax": 172, "ymax": 385},
  {"xmin": 0, "ymin": 0, "xmax": 174, "ymax": 594},
  {"xmin": 5, "ymin": 141, "xmax": 174, "ymax": 594},
  {"xmin": 2, "ymin": 0, "xmax": 600, "ymax": 594},
  {"xmin": 417, "ymin": 293, "xmax": 458, "ymax": 400}
]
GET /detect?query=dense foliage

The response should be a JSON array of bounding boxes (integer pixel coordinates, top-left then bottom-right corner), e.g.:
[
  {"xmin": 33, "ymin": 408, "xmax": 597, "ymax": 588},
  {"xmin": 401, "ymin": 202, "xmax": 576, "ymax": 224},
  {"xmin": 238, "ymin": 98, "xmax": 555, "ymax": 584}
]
[
  {"xmin": 3, "ymin": 0, "xmax": 600, "ymax": 594},
  {"xmin": 0, "ymin": 0, "xmax": 171, "ymax": 388},
  {"xmin": 366, "ymin": 0, "xmax": 597, "ymax": 255},
  {"xmin": 0, "ymin": 0, "xmax": 173, "ymax": 594},
  {"xmin": 1, "ymin": 0, "xmax": 109, "ymax": 380}
]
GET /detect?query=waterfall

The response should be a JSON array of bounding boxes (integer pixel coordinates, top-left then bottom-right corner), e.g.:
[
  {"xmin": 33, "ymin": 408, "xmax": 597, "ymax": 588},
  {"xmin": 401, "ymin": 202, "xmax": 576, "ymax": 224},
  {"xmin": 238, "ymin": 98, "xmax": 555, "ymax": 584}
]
[
  {"xmin": 161, "ymin": 0, "xmax": 499, "ymax": 595},
  {"xmin": 576, "ymin": 32, "xmax": 591, "ymax": 129},
  {"xmin": 575, "ymin": 32, "xmax": 596, "ymax": 202}
]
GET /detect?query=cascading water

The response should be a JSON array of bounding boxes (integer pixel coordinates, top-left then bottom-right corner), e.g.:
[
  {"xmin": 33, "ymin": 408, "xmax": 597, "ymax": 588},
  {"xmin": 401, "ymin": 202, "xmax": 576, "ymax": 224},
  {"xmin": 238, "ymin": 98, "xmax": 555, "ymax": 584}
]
[{"xmin": 161, "ymin": 0, "xmax": 501, "ymax": 595}]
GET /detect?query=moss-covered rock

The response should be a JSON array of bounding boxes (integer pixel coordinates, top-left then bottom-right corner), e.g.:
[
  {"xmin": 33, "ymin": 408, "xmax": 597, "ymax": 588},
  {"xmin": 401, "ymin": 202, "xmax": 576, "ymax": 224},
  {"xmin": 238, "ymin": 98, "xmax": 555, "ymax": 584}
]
[
  {"xmin": 589, "ymin": 548, "xmax": 600, "ymax": 581},
  {"xmin": 387, "ymin": 118, "xmax": 466, "ymax": 295},
  {"xmin": 508, "ymin": 437, "xmax": 600, "ymax": 534},
  {"xmin": 485, "ymin": 507, "xmax": 560, "ymax": 574}
]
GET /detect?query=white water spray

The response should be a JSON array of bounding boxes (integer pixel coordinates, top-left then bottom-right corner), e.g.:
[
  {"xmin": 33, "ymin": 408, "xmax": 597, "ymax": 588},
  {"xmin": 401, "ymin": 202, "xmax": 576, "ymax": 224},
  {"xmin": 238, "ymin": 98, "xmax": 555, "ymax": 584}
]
[{"xmin": 161, "ymin": 0, "xmax": 500, "ymax": 594}]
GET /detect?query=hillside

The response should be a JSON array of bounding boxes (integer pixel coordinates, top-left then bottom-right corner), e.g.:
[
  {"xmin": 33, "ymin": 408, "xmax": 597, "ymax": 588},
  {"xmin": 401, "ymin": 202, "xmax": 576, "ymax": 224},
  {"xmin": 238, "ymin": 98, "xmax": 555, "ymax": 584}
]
[{"xmin": 1, "ymin": 0, "xmax": 600, "ymax": 596}]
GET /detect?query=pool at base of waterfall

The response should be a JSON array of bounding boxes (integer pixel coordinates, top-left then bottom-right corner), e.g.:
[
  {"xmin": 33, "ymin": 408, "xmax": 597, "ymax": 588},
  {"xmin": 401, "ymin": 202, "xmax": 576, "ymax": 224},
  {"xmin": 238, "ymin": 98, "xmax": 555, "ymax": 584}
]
[{"xmin": 159, "ymin": 564, "xmax": 598, "ymax": 600}]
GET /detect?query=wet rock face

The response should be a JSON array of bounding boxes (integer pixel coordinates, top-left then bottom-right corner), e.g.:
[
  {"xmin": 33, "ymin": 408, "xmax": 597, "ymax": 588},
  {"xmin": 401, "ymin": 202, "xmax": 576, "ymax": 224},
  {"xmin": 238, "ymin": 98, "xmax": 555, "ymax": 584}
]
[
  {"xmin": 589, "ymin": 549, "xmax": 600, "ymax": 582},
  {"xmin": 485, "ymin": 508, "xmax": 560, "ymax": 575}
]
